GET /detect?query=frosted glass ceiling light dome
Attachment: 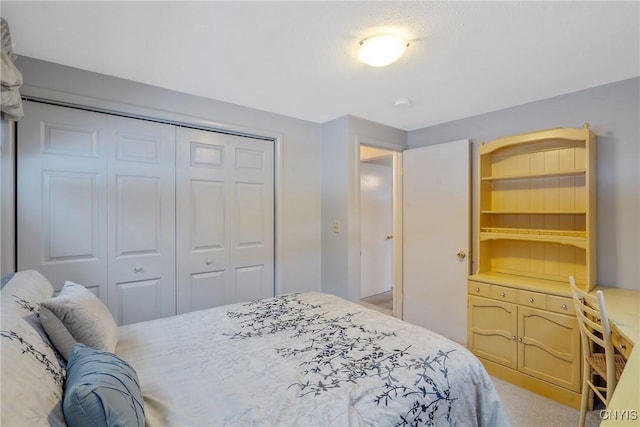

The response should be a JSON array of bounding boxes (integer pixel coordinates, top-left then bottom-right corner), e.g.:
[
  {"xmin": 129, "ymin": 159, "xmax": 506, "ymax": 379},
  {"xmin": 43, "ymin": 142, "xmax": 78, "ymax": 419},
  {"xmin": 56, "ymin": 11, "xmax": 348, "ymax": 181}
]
[{"xmin": 358, "ymin": 34, "xmax": 409, "ymax": 67}]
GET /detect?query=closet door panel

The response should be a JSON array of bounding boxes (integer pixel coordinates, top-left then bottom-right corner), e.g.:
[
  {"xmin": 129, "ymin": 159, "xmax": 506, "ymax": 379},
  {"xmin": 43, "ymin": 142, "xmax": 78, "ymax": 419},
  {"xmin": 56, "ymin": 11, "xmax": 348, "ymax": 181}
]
[
  {"xmin": 18, "ymin": 101, "xmax": 108, "ymax": 296},
  {"xmin": 190, "ymin": 270, "xmax": 228, "ymax": 311},
  {"xmin": 115, "ymin": 175, "xmax": 161, "ymax": 255},
  {"xmin": 107, "ymin": 116, "xmax": 176, "ymax": 324},
  {"xmin": 176, "ymin": 128, "xmax": 230, "ymax": 314},
  {"xmin": 44, "ymin": 171, "xmax": 98, "ymax": 260},
  {"xmin": 176, "ymin": 128, "xmax": 274, "ymax": 313},
  {"xmin": 115, "ymin": 278, "xmax": 160, "ymax": 325},
  {"xmin": 236, "ymin": 264, "xmax": 266, "ymax": 302},
  {"xmin": 229, "ymin": 137, "xmax": 274, "ymax": 301},
  {"xmin": 189, "ymin": 179, "xmax": 226, "ymax": 270}
]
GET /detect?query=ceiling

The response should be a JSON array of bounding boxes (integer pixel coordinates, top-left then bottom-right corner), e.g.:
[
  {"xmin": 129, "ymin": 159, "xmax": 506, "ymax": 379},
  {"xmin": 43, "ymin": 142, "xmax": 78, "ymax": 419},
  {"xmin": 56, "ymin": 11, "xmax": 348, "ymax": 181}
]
[{"xmin": 2, "ymin": 1, "xmax": 639, "ymax": 131}]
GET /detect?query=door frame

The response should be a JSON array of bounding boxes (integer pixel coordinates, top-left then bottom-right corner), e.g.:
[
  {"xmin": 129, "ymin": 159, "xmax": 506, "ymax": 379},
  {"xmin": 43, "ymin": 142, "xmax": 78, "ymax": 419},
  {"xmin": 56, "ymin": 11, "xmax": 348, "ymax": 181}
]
[
  {"xmin": 0, "ymin": 120, "xmax": 16, "ymax": 276},
  {"xmin": 354, "ymin": 136, "xmax": 404, "ymax": 318}
]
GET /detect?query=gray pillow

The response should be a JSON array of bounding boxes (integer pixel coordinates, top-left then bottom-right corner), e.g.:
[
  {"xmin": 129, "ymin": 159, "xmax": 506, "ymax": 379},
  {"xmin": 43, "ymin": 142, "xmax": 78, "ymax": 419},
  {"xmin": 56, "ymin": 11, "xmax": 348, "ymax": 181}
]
[
  {"xmin": 63, "ymin": 343, "xmax": 144, "ymax": 427},
  {"xmin": 40, "ymin": 281, "xmax": 119, "ymax": 360}
]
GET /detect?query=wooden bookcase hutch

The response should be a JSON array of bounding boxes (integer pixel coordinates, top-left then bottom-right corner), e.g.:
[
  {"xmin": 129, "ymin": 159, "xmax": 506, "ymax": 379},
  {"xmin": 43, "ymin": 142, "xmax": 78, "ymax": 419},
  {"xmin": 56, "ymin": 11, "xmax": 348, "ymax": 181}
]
[{"xmin": 468, "ymin": 124, "xmax": 596, "ymax": 408}]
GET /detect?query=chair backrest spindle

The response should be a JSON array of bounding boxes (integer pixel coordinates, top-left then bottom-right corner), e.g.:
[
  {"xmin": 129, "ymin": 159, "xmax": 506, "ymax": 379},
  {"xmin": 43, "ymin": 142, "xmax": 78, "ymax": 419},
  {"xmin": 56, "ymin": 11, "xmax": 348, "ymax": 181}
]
[
  {"xmin": 570, "ymin": 276, "xmax": 619, "ymax": 396},
  {"xmin": 570, "ymin": 276, "xmax": 627, "ymax": 427}
]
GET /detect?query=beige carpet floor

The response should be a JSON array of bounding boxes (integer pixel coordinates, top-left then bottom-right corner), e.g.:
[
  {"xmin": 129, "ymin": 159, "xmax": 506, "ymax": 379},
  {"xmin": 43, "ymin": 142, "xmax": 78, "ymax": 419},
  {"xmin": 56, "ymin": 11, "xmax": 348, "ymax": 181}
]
[
  {"xmin": 492, "ymin": 375, "xmax": 602, "ymax": 427},
  {"xmin": 360, "ymin": 291, "xmax": 393, "ymax": 316}
]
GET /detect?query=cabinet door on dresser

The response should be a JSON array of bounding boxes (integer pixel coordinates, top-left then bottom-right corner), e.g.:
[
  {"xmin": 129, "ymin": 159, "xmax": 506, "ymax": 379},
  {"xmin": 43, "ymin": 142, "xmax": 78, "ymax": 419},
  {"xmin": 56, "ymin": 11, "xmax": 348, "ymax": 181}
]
[
  {"xmin": 467, "ymin": 295, "xmax": 518, "ymax": 369},
  {"xmin": 518, "ymin": 306, "xmax": 581, "ymax": 392},
  {"xmin": 106, "ymin": 116, "xmax": 176, "ymax": 325}
]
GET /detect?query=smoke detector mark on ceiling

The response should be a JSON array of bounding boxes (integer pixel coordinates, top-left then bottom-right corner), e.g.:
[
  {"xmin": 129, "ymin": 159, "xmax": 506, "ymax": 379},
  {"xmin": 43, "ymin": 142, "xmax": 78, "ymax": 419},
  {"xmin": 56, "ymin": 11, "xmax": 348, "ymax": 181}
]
[{"xmin": 394, "ymin": 98, "xmax": 412, "ymax": 107}]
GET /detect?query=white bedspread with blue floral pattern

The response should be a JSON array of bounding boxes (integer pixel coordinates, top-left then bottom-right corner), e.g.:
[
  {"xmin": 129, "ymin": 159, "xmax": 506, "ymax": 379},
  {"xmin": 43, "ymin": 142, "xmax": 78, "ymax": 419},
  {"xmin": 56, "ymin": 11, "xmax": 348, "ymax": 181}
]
[{"xmin": 116, "ymin": 292, "xmax": 510, "ymax": 426}]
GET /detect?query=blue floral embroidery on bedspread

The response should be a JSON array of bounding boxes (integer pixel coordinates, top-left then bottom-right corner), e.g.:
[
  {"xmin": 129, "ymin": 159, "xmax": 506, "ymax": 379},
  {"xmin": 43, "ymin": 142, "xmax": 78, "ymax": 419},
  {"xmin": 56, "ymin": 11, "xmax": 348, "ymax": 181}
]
[
  {"xmin": 226, "ymin": 294, "xmax": 458, "ymax": 427},
  {"xmin": 0, "ymin": 296, "xmax": 65, "ymax": 393}
]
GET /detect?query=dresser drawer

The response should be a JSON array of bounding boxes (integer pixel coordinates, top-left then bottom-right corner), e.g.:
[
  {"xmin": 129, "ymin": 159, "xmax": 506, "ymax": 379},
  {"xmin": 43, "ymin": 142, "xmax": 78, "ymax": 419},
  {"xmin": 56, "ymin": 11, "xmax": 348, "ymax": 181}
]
[
  {"xmin": 491, "ymin": 285, "xmax": 517, "ymax": 303},
  {"xmin": 468, "ymin": 281, "xmax": 491, "ymax": 297},
  {"xmin": 611, "ymin": 325, "xmax": 634, "ymax": 360},
  {"xmin": 518, "ymin": 290, "xmax": 547, "ymax": 309},
  {"xmin": 547, "ymin": 295, "xmax": 575, "ymax": 316}
]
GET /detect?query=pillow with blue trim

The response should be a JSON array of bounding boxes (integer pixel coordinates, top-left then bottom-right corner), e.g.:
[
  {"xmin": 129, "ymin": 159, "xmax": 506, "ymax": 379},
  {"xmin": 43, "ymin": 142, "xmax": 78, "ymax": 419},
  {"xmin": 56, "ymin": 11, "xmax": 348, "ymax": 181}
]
[{"xmin": 63, "ymin": 343, "xmax": 144, "ymax": 427}]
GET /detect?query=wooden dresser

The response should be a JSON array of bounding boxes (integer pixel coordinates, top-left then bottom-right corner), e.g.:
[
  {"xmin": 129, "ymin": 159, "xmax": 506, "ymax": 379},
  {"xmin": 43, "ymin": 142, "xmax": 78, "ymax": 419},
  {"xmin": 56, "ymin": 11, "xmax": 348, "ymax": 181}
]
[{"xmin": 467, "ymin": 125, "xmax": 596, "ymax": 408}]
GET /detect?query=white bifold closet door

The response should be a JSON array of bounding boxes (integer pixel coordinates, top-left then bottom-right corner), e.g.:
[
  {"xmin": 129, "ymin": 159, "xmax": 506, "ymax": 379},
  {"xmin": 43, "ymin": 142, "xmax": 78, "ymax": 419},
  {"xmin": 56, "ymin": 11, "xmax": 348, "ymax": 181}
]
[
  {"xmin": 18, "ymin": 102, "xmax": 109, "ymax": 297},
  {"xmin": 105, "ymin": 116, "xmax": 176, "ymax": 325},
  {"xmin": 176, "ymin": 127, "xmax": 274, "ymax": 314},
  {"xmin": 18, "ymin": 102, "xmax": 176, "ymax": 325},
  {"xmin": 18, "ymin": 101, "xmax": 274, "ymax": 325}
]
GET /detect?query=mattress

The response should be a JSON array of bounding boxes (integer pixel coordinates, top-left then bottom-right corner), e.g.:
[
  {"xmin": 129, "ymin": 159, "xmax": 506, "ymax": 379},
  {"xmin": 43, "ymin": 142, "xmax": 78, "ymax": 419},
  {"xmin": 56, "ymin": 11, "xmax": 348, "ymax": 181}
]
[{"xmin": 116, "ymin": 292, "xmax": 509, "ymax": 426}]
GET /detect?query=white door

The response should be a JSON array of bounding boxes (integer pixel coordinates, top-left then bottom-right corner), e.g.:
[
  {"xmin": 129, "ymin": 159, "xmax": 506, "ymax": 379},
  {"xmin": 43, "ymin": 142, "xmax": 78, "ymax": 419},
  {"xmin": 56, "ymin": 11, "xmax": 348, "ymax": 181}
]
[
  {"xmin": 360, "ymin": 160, "xmax": 393, "ymax": 298},
  {"xmin": 403, "ymin": 139, "xmax": 470, "ymax": 345},
  {"xmin": 106, "ymin": 116, "xmax": 176, "ymax": 325},
  {"xmin": 18, "ymin": 103, "xmax": 176, "ymax": 324},
  {"xmin": 18, "ymin": 102, "xmax": 109, "ymax": 297},
  {"xmin": 176, "ymin": 127, "xmax": 274, "ymax": 313}
]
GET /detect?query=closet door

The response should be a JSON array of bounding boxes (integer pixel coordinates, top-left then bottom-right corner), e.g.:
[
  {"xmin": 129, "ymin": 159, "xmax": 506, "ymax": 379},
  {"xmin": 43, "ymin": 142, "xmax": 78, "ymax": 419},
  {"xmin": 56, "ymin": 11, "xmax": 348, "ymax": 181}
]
[
  {"xmin": 107, "ymin": 116, "xmax": 176, "ymax": 325},
  {"xmin": 176, "ymin": 127, "xmax": 273, "ymax": 313},
  {"xmin": 18, "ymin": 101, "xmax": 108, "ymax": 296},
  {"xmin": 229, "ymin": 134, "xmax": 274, "ymax": 303}
]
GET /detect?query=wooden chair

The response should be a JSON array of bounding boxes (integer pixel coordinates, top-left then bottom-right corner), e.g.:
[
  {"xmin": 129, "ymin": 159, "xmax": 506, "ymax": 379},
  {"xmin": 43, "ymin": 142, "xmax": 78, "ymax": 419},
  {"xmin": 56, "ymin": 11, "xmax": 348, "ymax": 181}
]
[{"xmin": 569, "ymin": 276, "xmax": 627, "ymax": 427}]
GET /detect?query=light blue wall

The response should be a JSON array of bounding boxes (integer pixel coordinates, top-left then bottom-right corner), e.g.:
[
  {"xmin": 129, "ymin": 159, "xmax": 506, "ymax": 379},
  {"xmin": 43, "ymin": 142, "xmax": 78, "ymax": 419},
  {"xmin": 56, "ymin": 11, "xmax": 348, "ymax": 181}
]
[
  {"xmin": 321, "ymin": 115, "xmax": 407, "ymax": 301},
  {"xmin": 320, "ymin": 116, "xmax": 350, "ymax": 299},
  {"xmin": 408, "ymin": 77, "xmax": 640, "ymax": 290}
]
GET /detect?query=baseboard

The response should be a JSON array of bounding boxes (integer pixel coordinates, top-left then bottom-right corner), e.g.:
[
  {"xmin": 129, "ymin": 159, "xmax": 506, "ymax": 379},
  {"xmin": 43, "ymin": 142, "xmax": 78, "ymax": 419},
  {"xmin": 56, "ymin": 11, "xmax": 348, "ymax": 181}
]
[{"xmin": 479, "ymin": 357, "xmax": 582, "ymax": 410}]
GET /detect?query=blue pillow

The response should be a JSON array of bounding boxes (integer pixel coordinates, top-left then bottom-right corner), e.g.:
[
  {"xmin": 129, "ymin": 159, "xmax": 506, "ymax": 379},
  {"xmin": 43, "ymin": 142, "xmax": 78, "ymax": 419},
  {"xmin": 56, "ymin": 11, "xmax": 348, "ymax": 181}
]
[
  {"xmin": 0, "ymin": 272, "xmax": 16, "ymax": 289},
  {"xmin": 63, "ymin": 343, "xmax": 145, "ymax": 427}
]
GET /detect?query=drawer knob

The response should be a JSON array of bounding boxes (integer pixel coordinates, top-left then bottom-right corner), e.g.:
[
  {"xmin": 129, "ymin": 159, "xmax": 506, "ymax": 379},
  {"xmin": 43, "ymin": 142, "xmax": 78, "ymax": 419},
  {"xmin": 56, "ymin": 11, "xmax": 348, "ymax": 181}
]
[
  {"xmin": 500, "ymin": 292, "xmax": 506, "ymax": 297},
  {"xmin": 206, "ymin": 259, "xmax": 213, "ymax": 265},
  {"xmin": 134, "ymin": 266, "xmax": 143, "ymax": 273},
  {"xmin": 620, "ymin": 344, "xmax": 627, "ymax": 350},
  {"xmin": 562, "ymin": 304, "xmax": 568, "ymax": 310},
  {"xmin": 529, "ymin": 297, "xmax": 535, "ymax": 303},
  {"xmin": 475, "ymin": 287, "xmax": 480, "ymax": 292}
]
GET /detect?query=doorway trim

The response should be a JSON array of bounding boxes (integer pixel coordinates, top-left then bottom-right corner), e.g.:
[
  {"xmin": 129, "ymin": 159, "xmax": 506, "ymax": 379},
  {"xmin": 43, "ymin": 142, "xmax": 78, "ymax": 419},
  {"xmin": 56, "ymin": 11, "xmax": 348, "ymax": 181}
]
[{"xmin": 355, "ymin": 135, "xmax": 404, "ymax": 318}]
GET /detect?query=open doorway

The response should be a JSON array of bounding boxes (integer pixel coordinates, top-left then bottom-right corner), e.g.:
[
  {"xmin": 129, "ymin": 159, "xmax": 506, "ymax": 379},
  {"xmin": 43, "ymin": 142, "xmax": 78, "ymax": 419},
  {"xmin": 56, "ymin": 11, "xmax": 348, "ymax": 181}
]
[{"xmin": 359, "ymin": 145, "xmax": 396, "ymax": 316}]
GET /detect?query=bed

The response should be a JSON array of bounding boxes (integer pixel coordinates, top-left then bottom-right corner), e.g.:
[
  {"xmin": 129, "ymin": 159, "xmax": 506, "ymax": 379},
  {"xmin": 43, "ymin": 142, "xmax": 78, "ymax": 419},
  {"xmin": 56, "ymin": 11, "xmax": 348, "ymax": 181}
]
[{"xmin": 1, "ymin": 270, "xmax": 510, "ymax": 426}]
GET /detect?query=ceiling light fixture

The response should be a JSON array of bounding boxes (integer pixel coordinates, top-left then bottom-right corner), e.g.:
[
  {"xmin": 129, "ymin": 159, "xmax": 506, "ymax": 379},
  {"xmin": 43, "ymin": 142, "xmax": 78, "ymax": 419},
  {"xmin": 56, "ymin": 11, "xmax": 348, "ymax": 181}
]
[{"xmin": 358, "ymin": 34, "xmax": 409, "ymax": 67}]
